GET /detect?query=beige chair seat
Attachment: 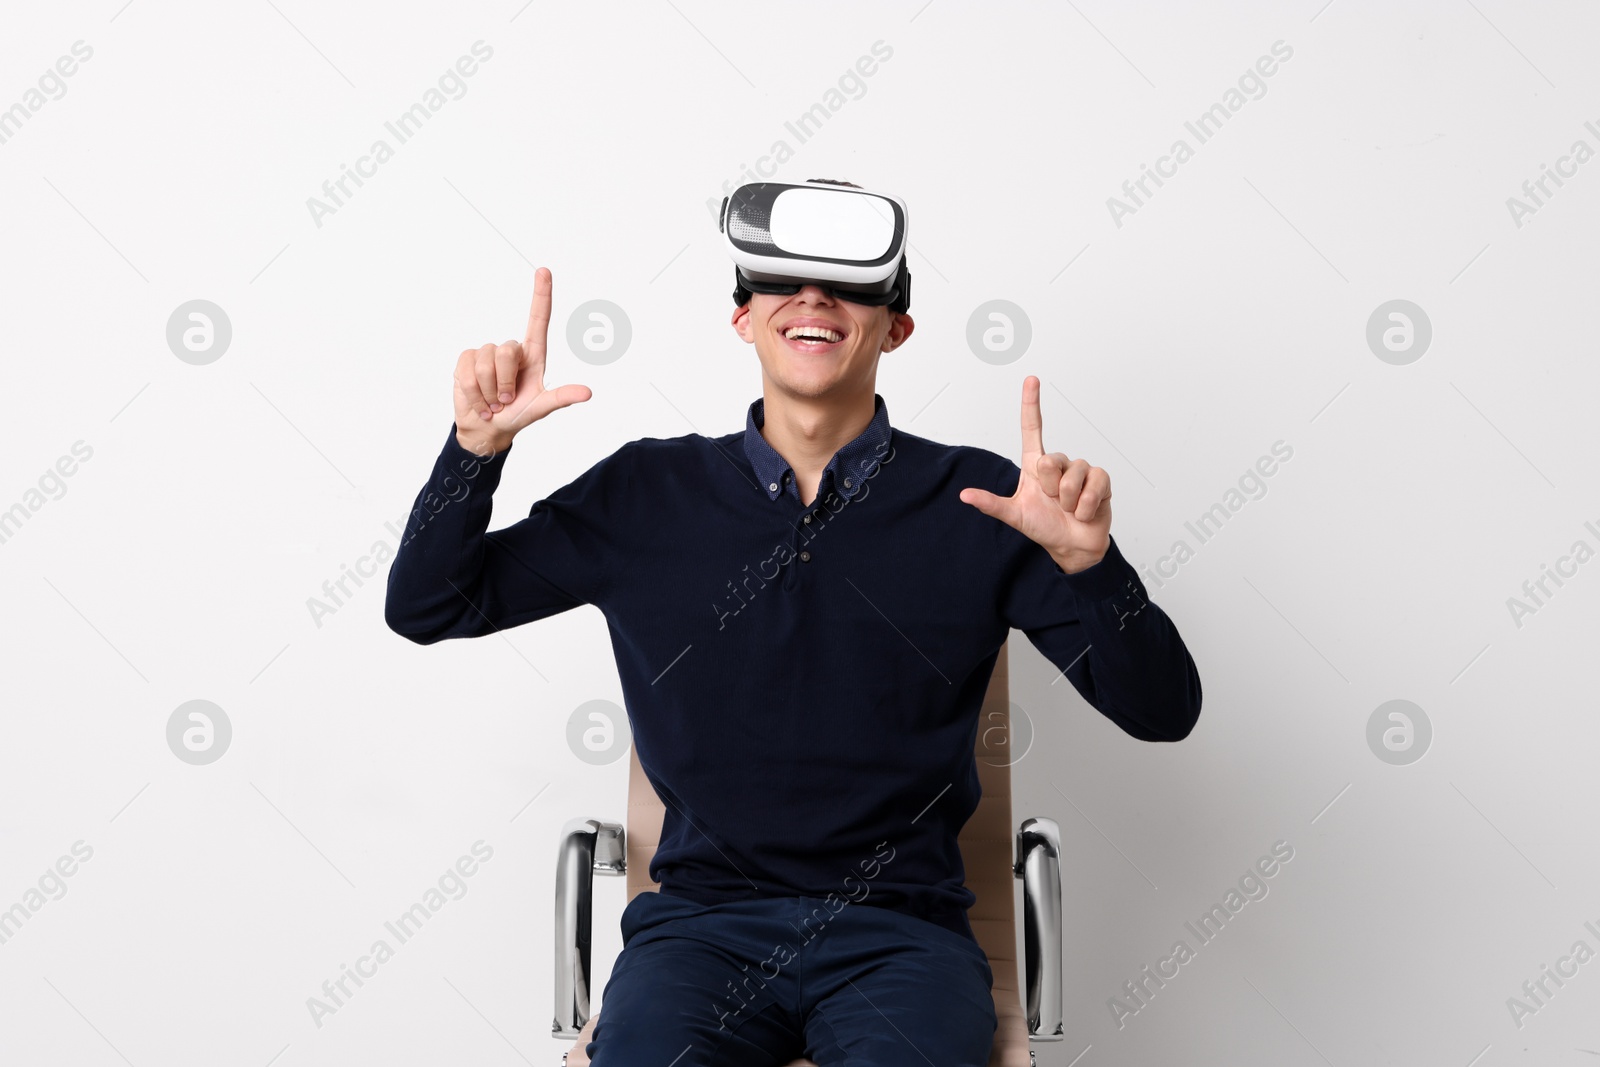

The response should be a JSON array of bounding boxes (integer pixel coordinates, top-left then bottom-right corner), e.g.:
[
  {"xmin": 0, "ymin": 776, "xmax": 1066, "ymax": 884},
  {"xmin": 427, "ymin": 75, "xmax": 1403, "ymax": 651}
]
[{"xmin": 563, "ymin": 641, "xmax": 1035, "ymax": 1066}]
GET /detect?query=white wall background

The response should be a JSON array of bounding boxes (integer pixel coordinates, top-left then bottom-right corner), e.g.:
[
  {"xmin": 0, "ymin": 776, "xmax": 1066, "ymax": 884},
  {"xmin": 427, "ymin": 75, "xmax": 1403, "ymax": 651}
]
[{"xmin": 2, "ymin": 1, "xmax": 1597, "ymax": 1064}]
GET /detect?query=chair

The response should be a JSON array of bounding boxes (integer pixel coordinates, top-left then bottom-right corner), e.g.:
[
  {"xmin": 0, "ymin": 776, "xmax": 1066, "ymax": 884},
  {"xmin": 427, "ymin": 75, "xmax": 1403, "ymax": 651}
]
[{"xmin": 551, "ymin": 639, "xmax": 1064, "ymax": 1066}]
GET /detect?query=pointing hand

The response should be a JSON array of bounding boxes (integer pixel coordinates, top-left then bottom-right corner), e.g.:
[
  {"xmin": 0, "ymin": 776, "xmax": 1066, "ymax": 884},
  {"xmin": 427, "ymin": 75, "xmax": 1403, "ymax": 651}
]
[
  {"xmin": 453, "ymin": 267, "xmax": 592, "ymax": 455},
  {"xmin": 958, "ymin": 376, "xmax": 1112, "ymax": 573}
]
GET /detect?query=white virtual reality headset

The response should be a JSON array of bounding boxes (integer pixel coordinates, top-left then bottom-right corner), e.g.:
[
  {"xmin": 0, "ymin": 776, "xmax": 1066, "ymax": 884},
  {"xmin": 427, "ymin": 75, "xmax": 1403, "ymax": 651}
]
[{"xmin": 718, "ymin": 179, "xmax": 911, "ymax": 314}]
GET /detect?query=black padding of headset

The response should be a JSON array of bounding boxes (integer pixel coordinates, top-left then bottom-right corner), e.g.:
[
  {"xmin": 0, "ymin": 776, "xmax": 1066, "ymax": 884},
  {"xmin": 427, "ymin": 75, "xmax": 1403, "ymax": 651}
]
[{"xmin": 732, "ymin": 258, "xmax": 910, "ymax": 314}]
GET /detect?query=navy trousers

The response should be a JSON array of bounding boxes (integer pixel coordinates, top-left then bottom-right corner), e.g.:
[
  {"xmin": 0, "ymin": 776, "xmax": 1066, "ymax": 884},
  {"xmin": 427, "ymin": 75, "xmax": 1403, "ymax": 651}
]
[{"xmin": 586, "ymin": 889, "xmax": 997, "ymax": 1066}]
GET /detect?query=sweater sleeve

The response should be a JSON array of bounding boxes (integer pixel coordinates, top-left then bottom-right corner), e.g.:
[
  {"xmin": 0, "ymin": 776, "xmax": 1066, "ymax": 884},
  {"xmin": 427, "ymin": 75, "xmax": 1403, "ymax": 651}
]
[
  {"xmin": 991, "ymin": 462, "xmax": 1203, "ymax": 742},
  {"xmin": 383, "ymin": 423, "xmax": 633, "ymax": 644}
]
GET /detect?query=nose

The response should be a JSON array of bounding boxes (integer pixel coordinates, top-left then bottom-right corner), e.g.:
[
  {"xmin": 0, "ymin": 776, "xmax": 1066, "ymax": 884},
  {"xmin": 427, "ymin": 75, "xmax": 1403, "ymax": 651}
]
[{"xmin": 794, "ymin": 284, "xmax": 836, "ymax": 304}]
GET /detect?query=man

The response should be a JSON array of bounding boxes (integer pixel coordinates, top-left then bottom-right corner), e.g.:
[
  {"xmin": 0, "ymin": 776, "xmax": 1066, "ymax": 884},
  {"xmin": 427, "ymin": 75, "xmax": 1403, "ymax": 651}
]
[{"xmin": 384, "ymin": 179, "xmax": 1202, "ymax": 1065}]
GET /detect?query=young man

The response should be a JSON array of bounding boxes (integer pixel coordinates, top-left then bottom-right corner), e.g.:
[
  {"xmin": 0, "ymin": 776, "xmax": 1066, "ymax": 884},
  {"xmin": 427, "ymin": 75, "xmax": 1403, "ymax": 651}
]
[{"xmin": 385, "ymin": 180, "xmax": 1202, "ymax": 1066}]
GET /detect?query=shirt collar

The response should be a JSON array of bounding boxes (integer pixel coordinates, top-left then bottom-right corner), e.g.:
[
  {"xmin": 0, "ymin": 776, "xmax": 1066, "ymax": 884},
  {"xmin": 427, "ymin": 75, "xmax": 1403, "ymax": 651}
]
[{"xmin": 743, "ymin": 393, "xmax": 893, "ymax": 503}]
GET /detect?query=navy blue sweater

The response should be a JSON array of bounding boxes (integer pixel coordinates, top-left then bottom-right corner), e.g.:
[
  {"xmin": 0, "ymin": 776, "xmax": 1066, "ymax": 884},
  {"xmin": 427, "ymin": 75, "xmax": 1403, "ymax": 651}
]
[{"xmin": 384, "ymin": 392, "xmax": 1201, "ymax": 942}]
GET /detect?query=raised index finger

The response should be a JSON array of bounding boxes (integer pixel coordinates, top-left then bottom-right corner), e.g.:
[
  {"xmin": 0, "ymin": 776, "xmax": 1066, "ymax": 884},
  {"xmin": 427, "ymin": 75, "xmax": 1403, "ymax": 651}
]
[
  {"xmin": 523, "ymin": 267, "xmax": 552, "ymax": 365},
  {"xmin": 1021, "ymin": 374, "xmax": 1045, "ymax": 456}
]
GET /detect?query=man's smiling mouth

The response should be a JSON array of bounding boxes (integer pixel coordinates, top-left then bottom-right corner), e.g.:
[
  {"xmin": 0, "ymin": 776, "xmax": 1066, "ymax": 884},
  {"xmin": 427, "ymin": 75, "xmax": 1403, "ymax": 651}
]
[
  {"xmin": 779, "ymin": 318, "xmax": 849, "ymax": 352},
  {"xmin": 785, "ymin": 325, "xmax": 844, "ymax": 344}
]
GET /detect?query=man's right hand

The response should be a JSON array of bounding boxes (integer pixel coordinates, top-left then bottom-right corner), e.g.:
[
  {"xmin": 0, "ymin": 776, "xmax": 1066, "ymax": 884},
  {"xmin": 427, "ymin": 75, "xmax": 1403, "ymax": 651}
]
[{"xmin": 453, "ymin": 267, "xmax": 592, "ymax": 457}]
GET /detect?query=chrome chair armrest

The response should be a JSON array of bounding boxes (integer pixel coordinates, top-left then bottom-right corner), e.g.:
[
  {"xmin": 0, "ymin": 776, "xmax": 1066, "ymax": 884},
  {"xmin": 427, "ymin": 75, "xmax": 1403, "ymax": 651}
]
[
  {"xmin": 1015, "ymin": 816, "xmax": 1063, "ymax": 1041},
  {"xmin": 553, "ymin": 817, "xmax": 627, "ymax": 1040}
]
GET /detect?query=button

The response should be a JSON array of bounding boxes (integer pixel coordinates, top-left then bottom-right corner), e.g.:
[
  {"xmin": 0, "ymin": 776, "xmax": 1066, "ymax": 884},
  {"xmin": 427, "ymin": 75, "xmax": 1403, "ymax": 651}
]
[
  {"xmin": 799, "ymin": 550, "xmax": 811, "ymax": 562},
  {"xmin": 843, "ymin": 478, "xmax": 852, "ymax": 488},
  {"xmin": 768, "ymin": 482, "xmax": 779, "ymax": 492},
  {"xmin": 803, "ymin": 515, "xmax": 812, "ymax": 524}
]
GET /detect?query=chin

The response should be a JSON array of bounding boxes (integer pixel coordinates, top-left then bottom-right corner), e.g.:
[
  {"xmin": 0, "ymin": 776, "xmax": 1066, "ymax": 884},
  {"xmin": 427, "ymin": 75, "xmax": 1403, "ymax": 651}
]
[{"xmin": 770, "ymin": 366, "xmax": 837, "ymax": 395}]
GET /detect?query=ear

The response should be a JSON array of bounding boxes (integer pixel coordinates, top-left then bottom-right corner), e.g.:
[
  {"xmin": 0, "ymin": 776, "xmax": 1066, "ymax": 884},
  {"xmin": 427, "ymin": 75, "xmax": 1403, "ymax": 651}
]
[
  {"xmin": 731, "ymin": 303, "xmax": 754, "ymax": 343},
  {"xmin": 881, "ymin": 312, "xmax": 915, "ymax": 352}
]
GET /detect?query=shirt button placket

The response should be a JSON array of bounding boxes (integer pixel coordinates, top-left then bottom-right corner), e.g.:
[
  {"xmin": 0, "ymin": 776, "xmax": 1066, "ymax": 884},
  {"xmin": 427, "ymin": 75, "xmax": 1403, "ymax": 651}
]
[
  {"xmin": 795, "ymin": 484, "xmax": 817, "ymax": 566},
  {"xmin": 797, "ymin": 501, "xmax": 813, "ymax": 563}
]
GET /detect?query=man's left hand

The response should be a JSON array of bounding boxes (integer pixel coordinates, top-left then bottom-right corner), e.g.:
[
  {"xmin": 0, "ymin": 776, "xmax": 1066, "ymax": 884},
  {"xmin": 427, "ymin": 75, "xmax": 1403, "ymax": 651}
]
[{"xmin": 959, "ymin": 375, "xmax": 1112, "ymax": 575}]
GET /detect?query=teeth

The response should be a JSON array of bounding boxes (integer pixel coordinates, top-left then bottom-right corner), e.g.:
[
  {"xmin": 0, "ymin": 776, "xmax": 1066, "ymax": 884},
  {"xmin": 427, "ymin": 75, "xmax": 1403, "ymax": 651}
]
[{"xmin": 785, "ymin": 325, "xmax": 843, "ymax": 343}]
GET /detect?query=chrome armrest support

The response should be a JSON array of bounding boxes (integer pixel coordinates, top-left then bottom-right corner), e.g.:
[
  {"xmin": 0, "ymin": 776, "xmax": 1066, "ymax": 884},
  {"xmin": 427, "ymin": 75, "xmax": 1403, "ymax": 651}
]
[
  {"xmin": 1015, "ymin": 816, "xmax": 1064, "ymax": 1041},
  {"xmin": 553, "ymin": 817, "xmax": 627, "ymax": 1039}
]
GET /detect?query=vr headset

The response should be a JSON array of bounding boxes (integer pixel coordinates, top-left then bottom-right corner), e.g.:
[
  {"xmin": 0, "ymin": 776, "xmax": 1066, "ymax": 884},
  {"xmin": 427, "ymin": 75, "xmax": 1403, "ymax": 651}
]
[{"xmin": 719, "ymin": 180, "xmax": 911, "ymax": 314}]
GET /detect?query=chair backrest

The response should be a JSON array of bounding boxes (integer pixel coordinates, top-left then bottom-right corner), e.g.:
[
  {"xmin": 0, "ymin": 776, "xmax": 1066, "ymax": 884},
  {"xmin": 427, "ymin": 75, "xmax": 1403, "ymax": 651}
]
[{"xmin": 622, "ymin": 640, "xmax": 1017, "ymax": 968}]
